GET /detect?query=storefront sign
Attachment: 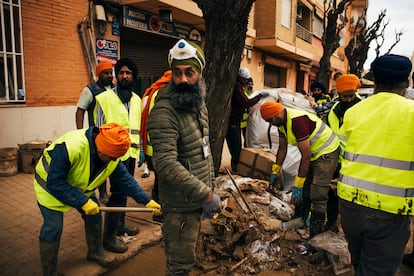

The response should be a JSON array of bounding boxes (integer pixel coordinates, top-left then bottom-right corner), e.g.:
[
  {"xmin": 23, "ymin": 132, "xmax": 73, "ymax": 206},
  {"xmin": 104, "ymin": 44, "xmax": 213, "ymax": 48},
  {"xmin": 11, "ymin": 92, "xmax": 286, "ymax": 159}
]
[
  {"xmin": 96, "ymin": 39, "xmax": 118, "ymax": 65},
  {"xmin": 123, "ymin": 6, "xmax": 201, "ymax": 41}
]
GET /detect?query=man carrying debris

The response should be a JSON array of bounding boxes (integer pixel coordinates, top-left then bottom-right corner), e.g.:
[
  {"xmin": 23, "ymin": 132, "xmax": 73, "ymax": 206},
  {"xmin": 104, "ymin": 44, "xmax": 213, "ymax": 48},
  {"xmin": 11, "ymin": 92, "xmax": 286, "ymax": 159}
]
[
  {"xmin": 325, "ymin": 74, "xmax": 362, "ymax": 232},
  {"xmin": 148, "ymin": 39, "xmax": 221, "ymax": 275},
  {"xmin": 34, "ymin": 123, "xmax": 161, "ymax": 275},
  {"xmin": 338, "ymin": 54, "xmax": 414, "ymax": 275},
  {"xmin": 260, "ymin": 102, "xmax": 340, "ymax": 238}
]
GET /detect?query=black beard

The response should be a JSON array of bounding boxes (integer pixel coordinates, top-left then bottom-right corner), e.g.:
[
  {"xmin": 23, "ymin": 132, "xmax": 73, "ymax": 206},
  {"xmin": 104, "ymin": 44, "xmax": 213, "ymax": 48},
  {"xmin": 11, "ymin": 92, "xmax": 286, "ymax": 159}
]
[
  {"xmin": 118, "ymin": 88, "xmax": 132, "ymax": 103},
  {"xmin": 170, "ymin": 83, "xmax": 202, "ymax": 112}
]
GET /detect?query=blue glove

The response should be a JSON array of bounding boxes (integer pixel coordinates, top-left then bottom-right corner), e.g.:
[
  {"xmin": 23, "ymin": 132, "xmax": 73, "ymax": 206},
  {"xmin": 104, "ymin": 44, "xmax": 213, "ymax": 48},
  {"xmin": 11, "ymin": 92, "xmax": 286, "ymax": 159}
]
[
  {"xmin": 270, "ymin": 173, "xmax": 280, "ymax": 190},
  {"xmin": 292, "ymin": 186, "xmax": 303, "ymax": 206},
  {"xmin": 291, "ymin": 176, "xmax": 306, "ymax": 206},
  {"xmin": 138, "ymin": 150, "xmax": 145, "ymax": 167},
  {"xmin": 259, "ymin": 91, "xmax": 269, "ymax": 98}
]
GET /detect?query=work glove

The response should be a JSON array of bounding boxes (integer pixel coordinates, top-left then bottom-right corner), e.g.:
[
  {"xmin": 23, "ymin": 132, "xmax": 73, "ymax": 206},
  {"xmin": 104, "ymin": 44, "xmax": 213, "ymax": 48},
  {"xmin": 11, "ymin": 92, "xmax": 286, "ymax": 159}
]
[
  {"xmin": 292, "ymin": 176, "xmax": 306, "ymax": 206},
  {"xmin": 81, "ymin": 199, "xmax": 100, "ymax": 215},
  {"xmin": 270, "ymin": 164, "xmax": 282, "ymax": 190},
  {"xmin": 138, "ymin": 150, "xmax": 145, "ymax": 167},
  {"xmin": 201, "ymin": 192, "xmax": 222, "ymax": 214},
  {"xmin": 146, "ymin": 199, "xmax": 162, "ymax": 216},
  {"xmin": 259, "ymin": 91, "xmax": 269, "ymax": 98}
]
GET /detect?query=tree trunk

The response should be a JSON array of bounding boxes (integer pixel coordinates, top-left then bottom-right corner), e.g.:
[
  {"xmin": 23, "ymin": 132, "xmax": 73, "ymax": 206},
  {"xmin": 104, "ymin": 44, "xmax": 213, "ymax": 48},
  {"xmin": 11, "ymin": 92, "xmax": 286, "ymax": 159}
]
[{"xmin": 196, "ymin": 0, "xmax": 255, "ymax": 175}]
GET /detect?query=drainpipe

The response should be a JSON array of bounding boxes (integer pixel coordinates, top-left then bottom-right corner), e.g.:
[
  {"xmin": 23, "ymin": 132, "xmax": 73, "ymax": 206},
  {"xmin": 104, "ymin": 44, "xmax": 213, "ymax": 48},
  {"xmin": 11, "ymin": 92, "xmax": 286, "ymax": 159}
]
[{"xmin": 77, "ymin": 19, "xmax": 96, "ymax": 82}]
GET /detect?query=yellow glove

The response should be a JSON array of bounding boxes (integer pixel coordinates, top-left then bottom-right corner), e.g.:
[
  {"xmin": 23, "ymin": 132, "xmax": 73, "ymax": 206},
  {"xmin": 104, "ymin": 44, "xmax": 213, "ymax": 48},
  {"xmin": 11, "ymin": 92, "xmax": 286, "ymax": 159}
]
[
  {"xmin": 81, "ymin": 199, "xmax": 99, "ymax": 215},
  {"xmin": 146, "ymin": 199, "xmax": 162, "ymax": 216},
  {"xmin": 294, "ymin": 176, "xmax": 306, "ymax": 188},
  {"xmin": 272, "ymin": 164, "xmax": 282, "ymax": 174}
]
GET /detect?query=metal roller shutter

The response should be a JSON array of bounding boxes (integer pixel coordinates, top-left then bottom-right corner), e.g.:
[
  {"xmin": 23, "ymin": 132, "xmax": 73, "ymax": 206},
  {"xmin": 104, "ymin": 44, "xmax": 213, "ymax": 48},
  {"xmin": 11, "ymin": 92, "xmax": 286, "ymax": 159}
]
[{"xmin": 121, "ymin": 28, "xmax": 177, "ymax": 95}]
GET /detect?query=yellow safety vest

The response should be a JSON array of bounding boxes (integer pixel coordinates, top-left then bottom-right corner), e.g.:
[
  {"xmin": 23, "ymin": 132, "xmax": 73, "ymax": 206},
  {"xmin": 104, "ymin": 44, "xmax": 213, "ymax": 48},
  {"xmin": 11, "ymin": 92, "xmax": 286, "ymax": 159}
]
[
  {"xmin": 279, "ymin": 108, "xmax": 339, "ymax": 161},
  {"xmin": 33, "ymin": 129, "xmax": 119, "ymax": 212},
  {"xmin": 240, "ymin": 90, "xmax": 250, "ymax": 129},
  {"xmin": 338, "ymin": 93, "xmax": 414, "ymax": 215},
  {"xmin": 95, "ymin": 89, "xmax": 141, "ymax": 160},
  {"xmin": 142, "ymin": 90, "xmax": 159, "ymax": 157}
]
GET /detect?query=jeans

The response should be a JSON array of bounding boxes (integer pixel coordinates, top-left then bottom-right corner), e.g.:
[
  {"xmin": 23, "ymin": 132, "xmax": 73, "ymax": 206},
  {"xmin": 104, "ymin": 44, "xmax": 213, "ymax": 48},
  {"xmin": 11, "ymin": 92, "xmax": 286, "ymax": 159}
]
[
  {"xmin": 340, "ymin": 200, "xmax": 410, "ymax": 276},
  {"xmin": 38, "ymin": 194, "xmax": 101, "ymax": 242}
]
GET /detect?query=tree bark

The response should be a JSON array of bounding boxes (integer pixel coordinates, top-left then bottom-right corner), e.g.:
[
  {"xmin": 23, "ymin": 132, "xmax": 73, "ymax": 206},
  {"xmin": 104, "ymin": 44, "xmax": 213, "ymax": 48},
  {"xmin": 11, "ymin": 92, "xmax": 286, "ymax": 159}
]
[{"xmin": 196, "ymin": 0, "xmax": 255, "ymax": 175}]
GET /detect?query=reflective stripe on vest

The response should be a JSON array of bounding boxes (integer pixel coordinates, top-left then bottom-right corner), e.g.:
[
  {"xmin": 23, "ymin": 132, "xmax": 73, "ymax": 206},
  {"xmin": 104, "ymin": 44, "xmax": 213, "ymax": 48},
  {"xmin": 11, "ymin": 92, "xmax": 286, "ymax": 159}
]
[
  {"xmin": 95, "ymin": 89, "xmax": 141, "ymax": 159},
  {"xmin": 145, "ymin": 90, "xmax": 159, "ymax": 157},
  {"xmin": 280, "ymin": 108, "xmax": 339, "ymax": 161}
]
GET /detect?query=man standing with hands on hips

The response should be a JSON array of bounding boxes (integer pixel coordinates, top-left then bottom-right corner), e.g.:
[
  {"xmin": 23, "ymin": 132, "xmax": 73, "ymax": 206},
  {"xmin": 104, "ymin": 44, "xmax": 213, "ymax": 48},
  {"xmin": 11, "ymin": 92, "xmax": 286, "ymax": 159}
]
[{"xmin": 148, "ymin": 39, "xmax": 221, "ymax": 275}]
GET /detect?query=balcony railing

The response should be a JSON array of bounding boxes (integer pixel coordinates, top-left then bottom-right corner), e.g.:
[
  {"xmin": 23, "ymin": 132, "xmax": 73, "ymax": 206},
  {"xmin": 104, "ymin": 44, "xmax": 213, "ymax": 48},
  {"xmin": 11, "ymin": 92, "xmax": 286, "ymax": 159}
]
[{"xmin": 296, "ymin": 23, "xmax": 312, "ymax": 43}]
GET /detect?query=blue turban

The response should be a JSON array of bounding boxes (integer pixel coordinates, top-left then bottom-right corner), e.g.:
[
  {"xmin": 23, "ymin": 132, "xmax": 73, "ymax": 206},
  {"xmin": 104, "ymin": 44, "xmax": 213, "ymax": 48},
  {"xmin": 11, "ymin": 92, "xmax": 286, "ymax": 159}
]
[
  {"xmin": 371, "ymin": 54, "xmax": 412, "ymax": 85},
  {"xmin": 115, "ymin": 58, "xmax": 138, "ymax": 79}
]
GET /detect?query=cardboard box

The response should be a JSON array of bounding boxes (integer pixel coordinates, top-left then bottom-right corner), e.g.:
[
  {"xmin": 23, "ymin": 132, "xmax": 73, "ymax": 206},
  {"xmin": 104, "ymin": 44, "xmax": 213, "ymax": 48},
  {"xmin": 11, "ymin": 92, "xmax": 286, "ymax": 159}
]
[{"xmin": 237, "ymin": 148, "xmax": 276, "ymax": 181}]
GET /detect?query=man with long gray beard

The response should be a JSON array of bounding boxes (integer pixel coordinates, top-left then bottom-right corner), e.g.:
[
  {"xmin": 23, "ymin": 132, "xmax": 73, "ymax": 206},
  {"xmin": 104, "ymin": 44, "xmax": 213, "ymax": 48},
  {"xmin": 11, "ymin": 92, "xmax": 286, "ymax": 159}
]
[{"xmin": 147, "ymin": 39, "xmax": 221, "ymax": 275}]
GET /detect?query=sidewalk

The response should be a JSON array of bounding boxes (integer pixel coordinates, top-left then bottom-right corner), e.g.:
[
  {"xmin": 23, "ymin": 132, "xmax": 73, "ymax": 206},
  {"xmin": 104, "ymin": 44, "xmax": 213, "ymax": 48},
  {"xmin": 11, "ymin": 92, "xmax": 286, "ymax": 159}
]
[{"xmin": 0, "ymin": 167, "xmax": 162, "ymax": 276}]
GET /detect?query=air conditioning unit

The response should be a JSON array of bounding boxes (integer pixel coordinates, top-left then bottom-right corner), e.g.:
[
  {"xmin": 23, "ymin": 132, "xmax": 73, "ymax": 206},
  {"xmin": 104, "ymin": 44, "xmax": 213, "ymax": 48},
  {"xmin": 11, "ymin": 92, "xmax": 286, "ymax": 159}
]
[{"xmin": 296, "ymin": 6, "xmax": 303, "ymax": 20}]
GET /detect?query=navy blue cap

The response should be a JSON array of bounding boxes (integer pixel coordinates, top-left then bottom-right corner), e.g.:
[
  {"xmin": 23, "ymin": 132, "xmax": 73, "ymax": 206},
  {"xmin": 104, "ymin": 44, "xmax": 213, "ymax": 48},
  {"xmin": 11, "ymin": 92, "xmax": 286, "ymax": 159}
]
[{"xmin": 371, "ymin": 54, "xmax": 412, "ymax": 85}]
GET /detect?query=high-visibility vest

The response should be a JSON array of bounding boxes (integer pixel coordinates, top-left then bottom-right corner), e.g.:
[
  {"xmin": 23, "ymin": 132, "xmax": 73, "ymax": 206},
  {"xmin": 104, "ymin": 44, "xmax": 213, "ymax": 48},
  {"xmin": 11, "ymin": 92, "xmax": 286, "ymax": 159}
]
[
  {"xmin": 33, "ymin": 129, "xmax": 119, "ymax": 212},
  {"xmin": 278, "ymin": 108, "xmax": 339, "ymax": 161},
  {"xmin": 338, "ymin": 93, "xmax": 414, "ymax": 215},
  {"xmin": 240, "ymin": 90, "xmax": 251, "ymax": 129},
  {"xmin": 95, "ymin": 89, "xmax": 141, "ymax": 160},
  {"xmin": 141, "ymin": 90, "xmax": 159, "ymax": 156}
]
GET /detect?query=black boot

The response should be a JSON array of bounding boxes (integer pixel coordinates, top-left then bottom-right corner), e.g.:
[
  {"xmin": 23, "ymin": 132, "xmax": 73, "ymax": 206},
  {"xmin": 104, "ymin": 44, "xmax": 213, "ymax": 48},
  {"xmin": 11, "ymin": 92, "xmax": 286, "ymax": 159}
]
[
  {"xmin": 117, "ymin": 212, "xmax": 139, "ymax": 236},
  {"xmin": 85, "ymin": 223, "xmax": 108, "ymax": 267},
  {"xmin": 39, "ymin": 240, "xmax": 59, "ymax": 276},
  {"xmin": 310, "ymin": 211, "xmax": 326, "ymax": 238},
  {"xmin": 103, "ymin": 212, "xmax": 128, "ymax": 253},
  {"xmin": 403, "ymin": 253, "xmax": 414, "ymax": 269}
]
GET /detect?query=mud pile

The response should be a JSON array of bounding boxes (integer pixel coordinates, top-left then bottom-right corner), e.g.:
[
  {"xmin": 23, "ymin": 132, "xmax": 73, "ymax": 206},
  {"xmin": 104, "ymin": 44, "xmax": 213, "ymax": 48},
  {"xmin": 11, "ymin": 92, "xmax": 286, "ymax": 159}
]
[{"xmin": 194, "ymin": 174, "xmax": 351, "ymax": 275}]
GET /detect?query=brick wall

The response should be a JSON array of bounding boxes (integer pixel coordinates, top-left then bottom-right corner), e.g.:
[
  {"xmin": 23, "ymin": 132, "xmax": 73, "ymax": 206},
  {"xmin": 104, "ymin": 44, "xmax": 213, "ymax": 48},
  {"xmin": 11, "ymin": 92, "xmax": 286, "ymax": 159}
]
[{"xmin": 22, "ymin": 0, "xmax": 95, "ymax": 107}]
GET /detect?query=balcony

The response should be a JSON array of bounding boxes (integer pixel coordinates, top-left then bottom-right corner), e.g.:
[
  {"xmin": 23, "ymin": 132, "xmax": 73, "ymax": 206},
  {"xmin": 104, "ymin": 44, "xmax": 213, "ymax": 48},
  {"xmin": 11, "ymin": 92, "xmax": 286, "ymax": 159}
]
[{"xmin": 296, "ymin": 23, "xmax": 312, "ymax": 43}]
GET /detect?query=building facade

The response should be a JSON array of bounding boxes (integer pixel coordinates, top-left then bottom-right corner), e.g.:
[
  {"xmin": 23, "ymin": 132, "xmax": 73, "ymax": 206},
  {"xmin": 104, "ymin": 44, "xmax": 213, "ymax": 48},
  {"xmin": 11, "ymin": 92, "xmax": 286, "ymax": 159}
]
[{"xmin": 0, "ymin": 0, "xmax": 359, "ymax": 147}]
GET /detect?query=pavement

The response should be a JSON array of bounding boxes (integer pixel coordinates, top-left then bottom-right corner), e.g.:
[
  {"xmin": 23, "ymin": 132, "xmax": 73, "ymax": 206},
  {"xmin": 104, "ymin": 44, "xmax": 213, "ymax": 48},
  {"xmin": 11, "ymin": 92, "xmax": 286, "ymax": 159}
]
[{"xmin": 0, "ymin": 166, "xmax": 163, "ymax": 276}]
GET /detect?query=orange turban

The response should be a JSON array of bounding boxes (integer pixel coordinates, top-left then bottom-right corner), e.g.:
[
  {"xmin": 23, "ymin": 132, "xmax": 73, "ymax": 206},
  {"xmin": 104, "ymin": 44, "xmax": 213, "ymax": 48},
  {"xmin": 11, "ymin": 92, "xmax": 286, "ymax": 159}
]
[
  {"xmin": 336, "ymin": 74, "xmax": 361, "ymax": 93},
  {"xmin": 95, "ymin": 123, "xmax": 130, "ymax": 158},
  {"xmin": 260, "ymin": 102, "xmax": 284, "ymax": 120},
  {"xmin": 96, "ymin": 61, "xmax": 113, "ymax": 76}
]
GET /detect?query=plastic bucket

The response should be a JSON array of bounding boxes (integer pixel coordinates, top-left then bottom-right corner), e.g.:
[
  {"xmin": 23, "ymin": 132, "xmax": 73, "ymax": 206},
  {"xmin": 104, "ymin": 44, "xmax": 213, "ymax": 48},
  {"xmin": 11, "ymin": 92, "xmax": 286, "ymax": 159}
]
[
  {"xmin": 0, "ymin": 147, "xmax": 19, "ymax": 177},
  {"xmin": 19, "ymin": 140, "xmax": 49, "ymax": 174}
]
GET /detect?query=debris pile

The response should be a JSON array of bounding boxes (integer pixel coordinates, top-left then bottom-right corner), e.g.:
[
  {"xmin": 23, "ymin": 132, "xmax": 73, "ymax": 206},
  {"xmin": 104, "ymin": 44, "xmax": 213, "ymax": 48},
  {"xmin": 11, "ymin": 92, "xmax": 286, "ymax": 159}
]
[{"xmin": 195, "ymin": 174, "xmax": 352, "ymax": 275}]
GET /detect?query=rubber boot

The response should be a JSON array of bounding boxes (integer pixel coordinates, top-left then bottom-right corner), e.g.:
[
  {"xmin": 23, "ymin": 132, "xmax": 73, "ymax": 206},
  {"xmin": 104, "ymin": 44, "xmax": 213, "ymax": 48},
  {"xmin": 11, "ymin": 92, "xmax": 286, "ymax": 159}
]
[
  {"xmin": 39, "ymin": 240, "xmax": 59, "ymax": 276},
  {"xmin": 310, "ymin": 211, "xmax": 326, "ymax": 238},
  {"xmin": 98, "ymin": 182, "xmax": 109, "ymax": 205},
  {"xmin": 325, "ymin": 189, "xmax": 339, "ymax": 232},
  {"xmin": 85, "ymin": 223, "xmax": 108, "ymax": 267},
  {"xmin": 403, "ymin": 252, "xmax": 414, "ymax": 269},
  {"xmin": 103, "ymin": 212, "xmax": 128, "ymax": 253},
  {"xmin": 117, "ymin": 212, "xmax": 139, "ymax": 236}
]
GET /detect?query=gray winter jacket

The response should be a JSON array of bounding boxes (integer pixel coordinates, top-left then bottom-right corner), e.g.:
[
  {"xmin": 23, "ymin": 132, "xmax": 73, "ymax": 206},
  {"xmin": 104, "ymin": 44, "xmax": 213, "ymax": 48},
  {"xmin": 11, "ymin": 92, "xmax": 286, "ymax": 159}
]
[{"xmin": 147, "ymin": 85, "xmax": 215, "ymax": 213}]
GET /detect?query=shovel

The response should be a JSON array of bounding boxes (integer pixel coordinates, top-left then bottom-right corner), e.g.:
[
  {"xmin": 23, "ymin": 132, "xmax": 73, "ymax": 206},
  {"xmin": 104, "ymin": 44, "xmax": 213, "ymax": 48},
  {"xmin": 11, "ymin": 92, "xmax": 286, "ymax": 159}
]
[{"xmin": 99, "ymin": 206, "xmax": 154, "ymax": 212}]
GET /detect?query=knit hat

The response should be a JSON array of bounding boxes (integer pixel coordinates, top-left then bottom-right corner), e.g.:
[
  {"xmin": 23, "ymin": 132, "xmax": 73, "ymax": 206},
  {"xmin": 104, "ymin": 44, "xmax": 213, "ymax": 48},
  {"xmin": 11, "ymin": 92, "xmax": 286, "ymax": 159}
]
[
  {"xmin": 238, "ymin": 68, "xmax": 250, "ymax": 79},
  {"xmin": 168, "ymin": 39, "xmax": 206, "ymax": 74},
  {"xmin": 371, "ymin": 54, "xmax": 412, "ymax": 85},
  {"xmin": 115, "ymin": 58, "xmax": 138, "ymax": 78},
  {"xmin": 96, "ymin": 61, "xmax": 113, "ymax": 76},
  {"xmin": 310, "ymin": 82, "xmax": 326, "ymax": 93},
  {"xmin": 95, "ymin": 123, "xmax": 130, "ymax": 159},
  {"xmin": 260, "ymin": 102, "xmax": 284, "ymax": 120},
  {"xmin": 336, "ymin": 74, "xmax": 361, "ymax": 93}
]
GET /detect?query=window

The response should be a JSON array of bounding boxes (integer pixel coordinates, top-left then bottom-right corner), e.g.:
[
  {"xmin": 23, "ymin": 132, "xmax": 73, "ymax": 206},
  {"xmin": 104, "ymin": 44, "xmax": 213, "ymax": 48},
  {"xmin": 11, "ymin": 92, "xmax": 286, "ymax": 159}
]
[
  {"xmin": 313, "ymin": 15, "xmax": 324, "ymax": 39},
  {"xmin": 281, "ymin": 0, "xmax": 292, "ymax": 28},
  {"xmin": 1, "ymin": 0, "xmax": 25, "ymax": 103}
]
